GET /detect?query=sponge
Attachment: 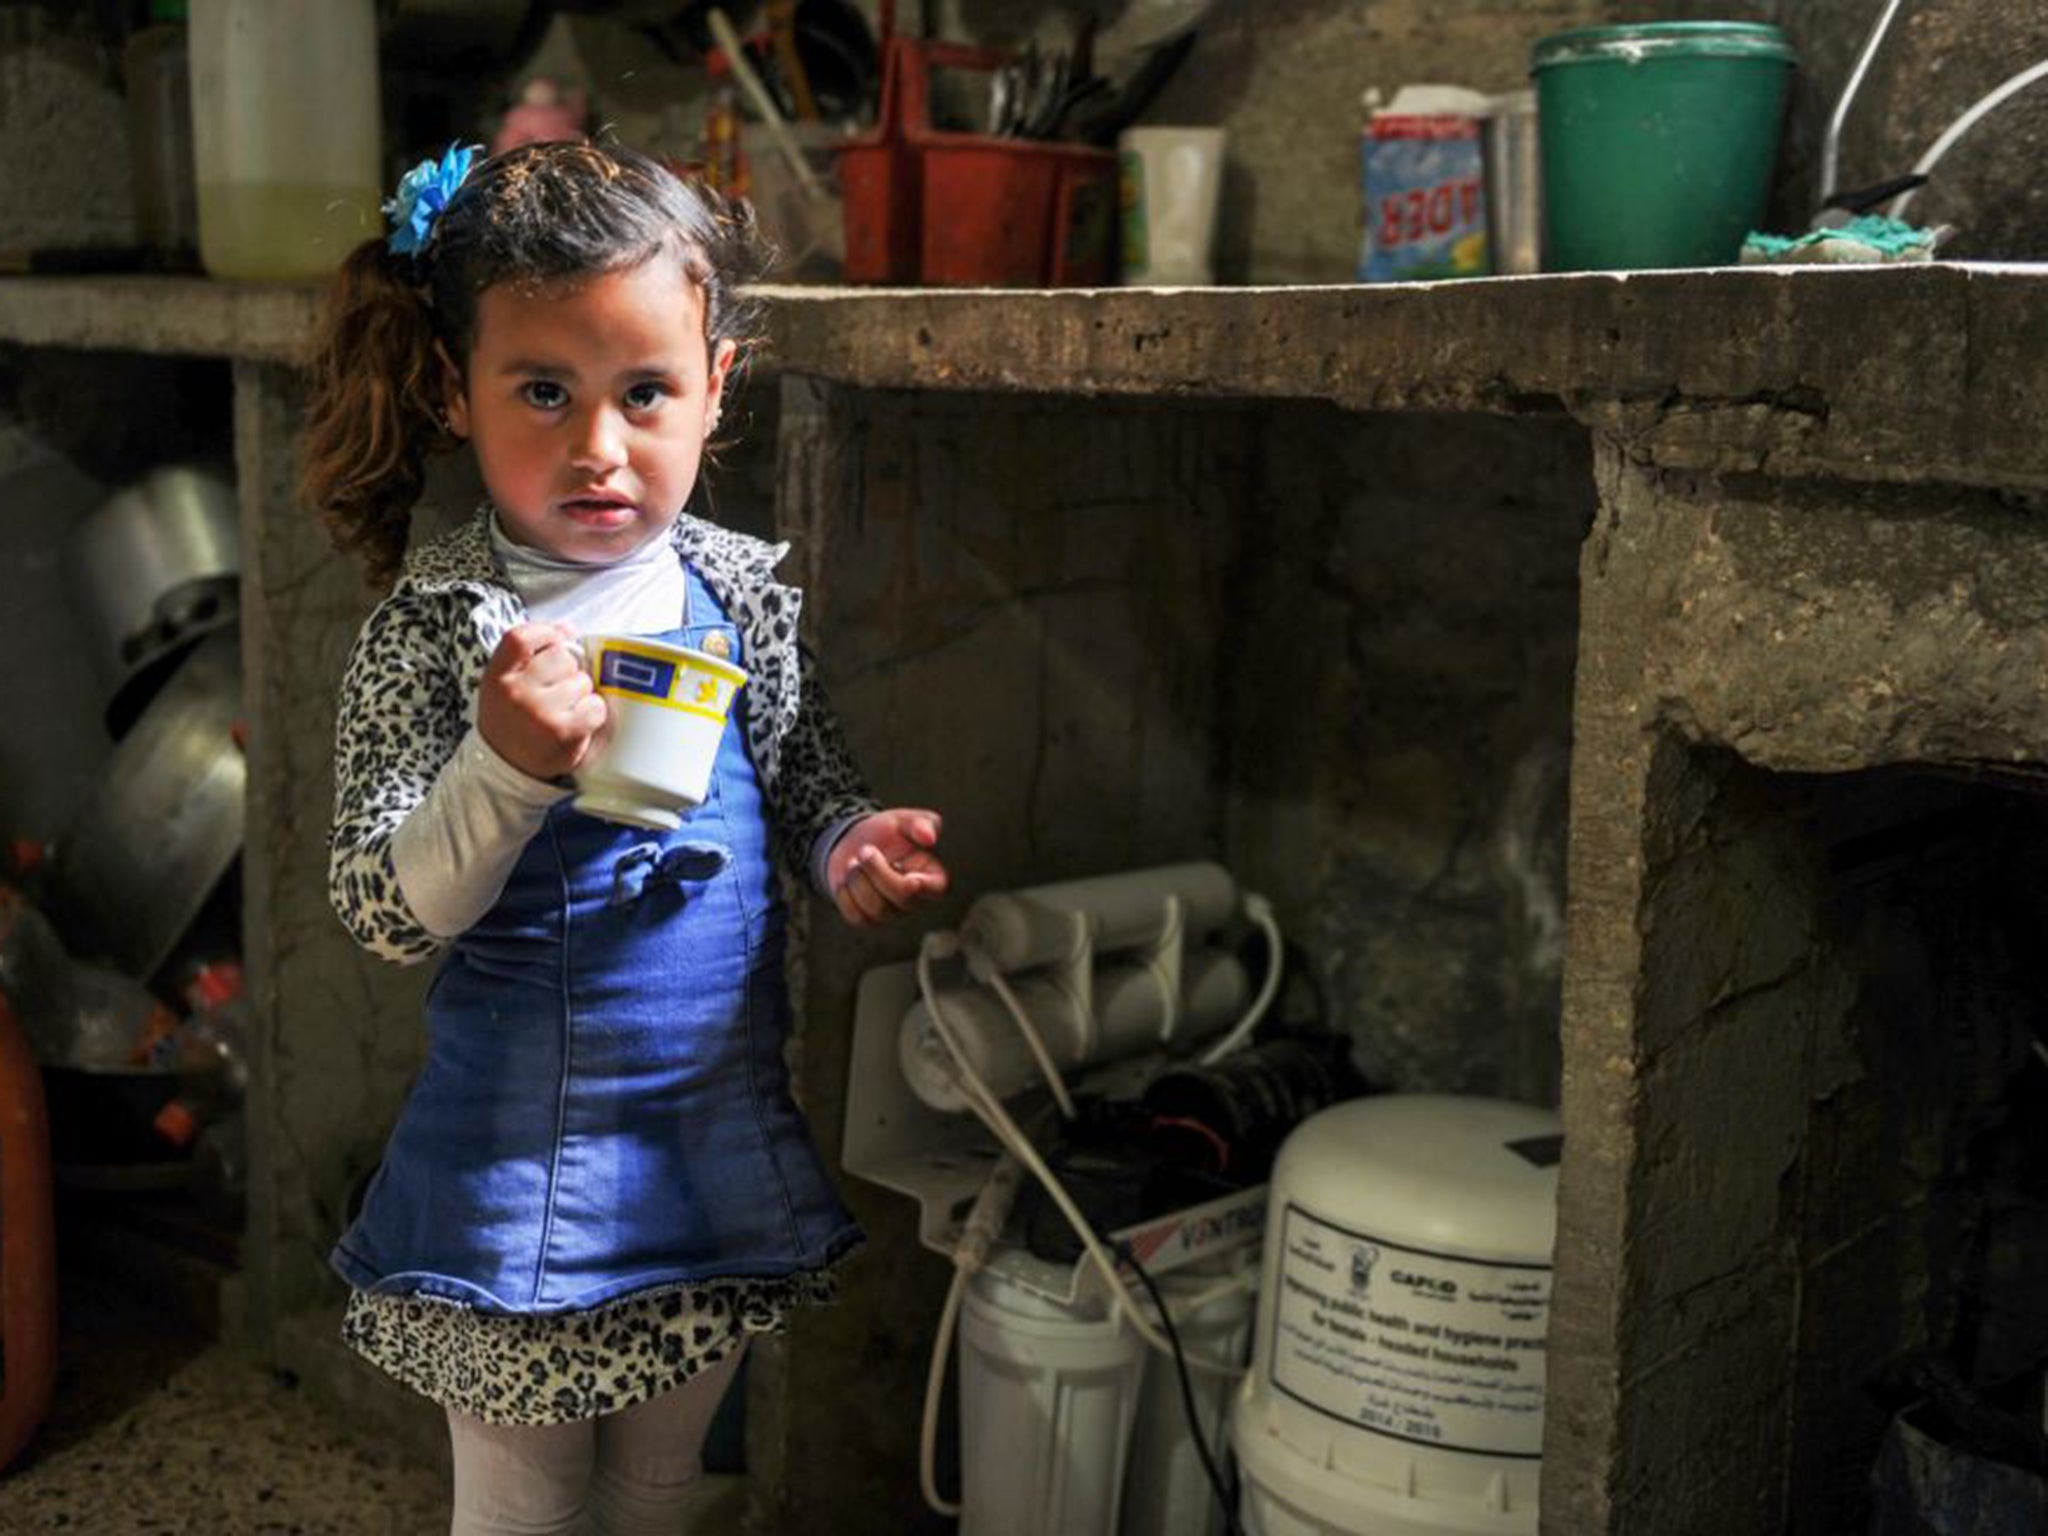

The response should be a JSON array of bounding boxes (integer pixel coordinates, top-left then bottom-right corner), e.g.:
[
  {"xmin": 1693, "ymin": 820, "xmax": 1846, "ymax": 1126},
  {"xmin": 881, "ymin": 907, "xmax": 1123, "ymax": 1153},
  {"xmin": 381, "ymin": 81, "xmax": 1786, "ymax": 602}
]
[{"xmin": 1741, "ymin": 214, "xmax": 1942, "ymax": 264}]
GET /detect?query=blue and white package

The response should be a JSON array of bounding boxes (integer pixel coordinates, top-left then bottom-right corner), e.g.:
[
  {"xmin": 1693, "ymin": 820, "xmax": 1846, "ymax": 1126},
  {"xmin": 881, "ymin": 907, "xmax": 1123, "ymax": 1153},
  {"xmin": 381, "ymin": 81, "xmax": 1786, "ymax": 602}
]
[{"xmin": 1357, "ymin": 85, "xmax": 1492, "ymax": 282}]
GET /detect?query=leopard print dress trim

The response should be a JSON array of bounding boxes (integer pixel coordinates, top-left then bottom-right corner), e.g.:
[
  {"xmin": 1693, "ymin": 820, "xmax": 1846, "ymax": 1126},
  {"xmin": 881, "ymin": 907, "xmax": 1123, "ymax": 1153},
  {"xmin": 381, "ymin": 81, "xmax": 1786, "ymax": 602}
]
[
  {"xmin": 330, "ymin": 504, "xmax": 880, "ymax": 965},
  {"xmin": 342, "ymin": 1267, "xmax": 841, "ymax": 1426}
]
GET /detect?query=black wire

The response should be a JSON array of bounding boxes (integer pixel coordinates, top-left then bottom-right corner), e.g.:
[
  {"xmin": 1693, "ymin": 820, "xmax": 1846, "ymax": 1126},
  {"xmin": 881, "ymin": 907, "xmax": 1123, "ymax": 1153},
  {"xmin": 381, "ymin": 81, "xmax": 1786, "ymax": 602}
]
[{"xmin": 1119, "ymin": 1242, "xmax": 1247, "ymax": 1536}]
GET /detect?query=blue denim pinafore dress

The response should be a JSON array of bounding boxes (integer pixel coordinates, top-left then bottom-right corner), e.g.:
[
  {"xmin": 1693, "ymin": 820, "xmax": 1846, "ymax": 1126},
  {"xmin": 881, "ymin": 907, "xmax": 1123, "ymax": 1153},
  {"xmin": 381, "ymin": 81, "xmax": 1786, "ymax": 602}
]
[{"xmin": 332, "ymin": 564, "xmax": 861, "ymax": 1314}]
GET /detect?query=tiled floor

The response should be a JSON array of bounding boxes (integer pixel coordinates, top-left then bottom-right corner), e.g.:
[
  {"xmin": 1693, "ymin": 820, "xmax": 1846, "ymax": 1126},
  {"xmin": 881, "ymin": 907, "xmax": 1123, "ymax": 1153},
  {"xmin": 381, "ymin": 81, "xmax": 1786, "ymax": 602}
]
[{"xmin": 0, "ymin": 1214, "xmax": 451, "ymax": 1534}]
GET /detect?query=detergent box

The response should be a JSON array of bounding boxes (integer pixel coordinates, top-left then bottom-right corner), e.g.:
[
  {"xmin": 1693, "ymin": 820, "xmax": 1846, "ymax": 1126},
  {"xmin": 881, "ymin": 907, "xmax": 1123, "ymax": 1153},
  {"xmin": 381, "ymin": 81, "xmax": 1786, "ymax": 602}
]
[{"xmin": 1356, "ymin": 84, "xmax": 1492, "ymax": 281}]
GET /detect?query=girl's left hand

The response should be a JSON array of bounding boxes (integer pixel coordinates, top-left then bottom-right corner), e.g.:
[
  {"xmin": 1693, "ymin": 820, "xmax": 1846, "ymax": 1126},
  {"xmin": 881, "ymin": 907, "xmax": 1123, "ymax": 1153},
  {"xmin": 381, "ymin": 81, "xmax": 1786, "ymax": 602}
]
[{"xmin": 828, "ymin": 809, "xmax": 948, "ymax": 928}]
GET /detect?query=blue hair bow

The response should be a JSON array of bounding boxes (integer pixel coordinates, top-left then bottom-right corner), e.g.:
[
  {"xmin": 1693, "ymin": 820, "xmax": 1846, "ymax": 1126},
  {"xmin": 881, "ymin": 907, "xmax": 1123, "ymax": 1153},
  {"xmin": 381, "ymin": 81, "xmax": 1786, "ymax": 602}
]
[{"xmin": 384, "ymin": 142, "xmax": 480, "ymax": 256}]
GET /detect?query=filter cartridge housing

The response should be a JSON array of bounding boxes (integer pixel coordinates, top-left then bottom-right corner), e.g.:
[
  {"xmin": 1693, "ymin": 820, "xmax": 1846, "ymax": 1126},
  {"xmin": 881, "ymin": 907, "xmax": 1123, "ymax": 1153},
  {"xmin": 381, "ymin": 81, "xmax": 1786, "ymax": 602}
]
[{"xmin": 1231, "ymin": 1094, "xmax": 1561, "ymax": 1536}]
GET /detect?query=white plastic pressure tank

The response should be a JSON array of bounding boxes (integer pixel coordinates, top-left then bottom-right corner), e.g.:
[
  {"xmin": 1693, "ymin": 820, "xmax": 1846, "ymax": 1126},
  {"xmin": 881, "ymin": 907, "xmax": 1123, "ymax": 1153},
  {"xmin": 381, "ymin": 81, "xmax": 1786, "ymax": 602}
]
[{"xmin": 1230, "ymin": 1095, "xmax": 1562, "ymax": 1536}]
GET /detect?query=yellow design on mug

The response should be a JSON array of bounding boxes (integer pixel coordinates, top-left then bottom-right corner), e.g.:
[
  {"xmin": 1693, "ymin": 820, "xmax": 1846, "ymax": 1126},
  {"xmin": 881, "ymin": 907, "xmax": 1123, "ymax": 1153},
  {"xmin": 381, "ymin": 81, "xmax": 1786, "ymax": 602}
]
[{"xmin": 591, "ymin": 638, "xmax": 743, "ymax": 724}]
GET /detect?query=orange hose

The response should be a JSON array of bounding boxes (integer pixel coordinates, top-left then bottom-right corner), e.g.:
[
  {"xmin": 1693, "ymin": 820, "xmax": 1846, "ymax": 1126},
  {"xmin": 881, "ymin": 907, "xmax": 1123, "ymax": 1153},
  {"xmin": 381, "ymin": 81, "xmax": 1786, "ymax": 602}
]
[{"xmin": 0, "ymin": 990, "xmax": 56, "ymax": 1470}]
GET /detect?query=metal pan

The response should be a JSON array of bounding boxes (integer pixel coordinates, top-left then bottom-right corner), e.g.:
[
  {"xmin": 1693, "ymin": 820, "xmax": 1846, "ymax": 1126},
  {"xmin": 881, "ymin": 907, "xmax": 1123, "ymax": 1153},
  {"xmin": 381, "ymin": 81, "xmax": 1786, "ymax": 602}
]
[
  {"xmin": 63, "ymin": 464, "xmax": 239, "ymax": 737},
  {"xmin": 42, "ymin": 630, "xmax": 243, "ymax": 983}
]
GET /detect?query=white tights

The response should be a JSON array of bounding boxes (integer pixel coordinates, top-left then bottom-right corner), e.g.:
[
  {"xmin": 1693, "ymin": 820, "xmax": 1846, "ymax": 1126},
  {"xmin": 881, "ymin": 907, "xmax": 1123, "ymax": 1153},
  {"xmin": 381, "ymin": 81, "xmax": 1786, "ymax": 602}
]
[{"xmin": 444, "ymin": 1347, "xmax": 744, "ymax": 1536}]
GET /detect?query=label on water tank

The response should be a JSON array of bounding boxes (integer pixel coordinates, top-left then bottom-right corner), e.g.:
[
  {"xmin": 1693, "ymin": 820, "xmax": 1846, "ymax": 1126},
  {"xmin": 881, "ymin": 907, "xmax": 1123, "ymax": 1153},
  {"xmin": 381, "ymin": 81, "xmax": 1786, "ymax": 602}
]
[{"xmin": 1268, "ymin": 1202, "xmax": 1550, "ymax": 1457}]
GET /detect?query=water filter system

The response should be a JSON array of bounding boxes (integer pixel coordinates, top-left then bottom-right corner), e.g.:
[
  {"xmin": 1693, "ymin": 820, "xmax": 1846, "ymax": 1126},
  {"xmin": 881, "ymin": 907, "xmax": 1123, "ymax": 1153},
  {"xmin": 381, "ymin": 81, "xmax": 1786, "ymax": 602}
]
[
  {"xmin": 846, "ymin": 861, "xmax": 1283, "ymax": 1536},
  {"xmin": 842, "ymin": 861, "xmax": 1563, "ymax": 1536}
]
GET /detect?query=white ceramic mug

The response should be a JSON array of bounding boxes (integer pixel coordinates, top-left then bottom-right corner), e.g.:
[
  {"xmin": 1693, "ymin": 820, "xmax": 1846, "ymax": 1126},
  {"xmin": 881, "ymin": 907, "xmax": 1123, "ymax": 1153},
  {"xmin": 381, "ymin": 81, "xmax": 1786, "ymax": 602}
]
[
  {"xmin": 1118, "ymin": 126, "xmax": 1227, "ymax": 285},
  {"xmin": 572, "ymin": 633, "xmax": 747, "ymax": 831}
]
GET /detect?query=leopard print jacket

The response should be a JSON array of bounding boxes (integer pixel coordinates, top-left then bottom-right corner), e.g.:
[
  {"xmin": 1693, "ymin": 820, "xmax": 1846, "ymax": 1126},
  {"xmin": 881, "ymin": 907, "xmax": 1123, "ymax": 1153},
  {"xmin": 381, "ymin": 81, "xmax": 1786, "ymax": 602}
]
[{"xmin": 329, "ymin": 505, "xmax": 879, "ymax": 962}]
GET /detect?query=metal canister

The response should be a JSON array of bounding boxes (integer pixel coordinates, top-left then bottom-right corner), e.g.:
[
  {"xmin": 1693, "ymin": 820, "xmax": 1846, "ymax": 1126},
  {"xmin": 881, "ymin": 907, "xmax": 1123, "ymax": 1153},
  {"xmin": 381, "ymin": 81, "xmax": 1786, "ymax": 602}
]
[{"xmin": 1483, "ymin": 89, "xmax": 1543, "ymax": 275}]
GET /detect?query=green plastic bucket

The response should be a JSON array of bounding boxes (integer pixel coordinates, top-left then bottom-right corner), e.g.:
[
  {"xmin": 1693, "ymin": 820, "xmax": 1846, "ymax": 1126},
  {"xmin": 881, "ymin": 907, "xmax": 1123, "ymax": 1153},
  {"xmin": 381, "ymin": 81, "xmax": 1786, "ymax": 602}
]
[{"xmin": 1532, "ymin": 22, "xmax": 1795, "ymax": 271}]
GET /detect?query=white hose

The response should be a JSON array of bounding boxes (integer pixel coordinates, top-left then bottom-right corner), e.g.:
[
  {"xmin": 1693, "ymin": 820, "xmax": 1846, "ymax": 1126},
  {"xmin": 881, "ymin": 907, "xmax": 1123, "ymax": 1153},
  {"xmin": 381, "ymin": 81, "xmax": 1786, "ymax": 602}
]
[
  {"xmin": 919, "ymin": 1265, "xmax": 968, "ymax": 1518},
  {"xmin": 966, "ymin": 945, "xmax": 1080, "ymax": 1119},
  {"xmin": 915, "ymin": 935, "xmax": 1245, "ymax": 1376},
  {"xmin": 1196, "ymin": 893, "xmax": 1282, "ymax": 1066},
  {"xmin": 1889, "ymin": 57, "xmax": 2048, "ymax": 221},
  {"xmin": 918, "ymin": 1149, "xmax": 1022, "ymax": 1517},
  {"xmin": 1820, "ymin": 0, "xmax": 1906, "ymax": 204}
]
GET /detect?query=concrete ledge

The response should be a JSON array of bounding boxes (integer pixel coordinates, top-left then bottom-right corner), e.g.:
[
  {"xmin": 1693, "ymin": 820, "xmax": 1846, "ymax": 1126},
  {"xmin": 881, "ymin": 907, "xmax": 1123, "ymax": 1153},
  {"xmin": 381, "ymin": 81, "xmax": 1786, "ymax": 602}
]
[
  {"xmin": 0, "ymin": 276, "xmax": 319, "ymax": 362},
  {"xmin": 760, "ymin": 264, "xmax": 2048, "ymax": 488},
  {"xmin": 6, "ymin": 263, "xmax": 2046, "ymax": 484}
]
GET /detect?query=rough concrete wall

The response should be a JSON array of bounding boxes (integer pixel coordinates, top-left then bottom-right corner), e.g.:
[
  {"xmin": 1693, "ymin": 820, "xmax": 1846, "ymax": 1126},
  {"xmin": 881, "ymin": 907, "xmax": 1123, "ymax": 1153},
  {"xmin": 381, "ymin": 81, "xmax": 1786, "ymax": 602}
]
[
  {"xmin": 1770, "ymin": 0, "xmax": 2048, "ymax": 257},
  {"xmin": 0, "ymin": 8, "xmax": 133, "ymax": 260},
  {"xmin": 1550, "ymin": 452, "xmax": 1815, "ymax": 1536},
  {"xmin": 233, "ymin": 360, "xmax": 433, "ymax": 1335},
  {"xmin": 1626, "ymin": 741, "xmax": 1825, "ymax": 1534},
  {"xmin": 1224, "ymin": 404, "xmax": 1589, "ymax": 1101},
  {"xmin": 1649, "ymin": 476, "xmax": 2048, "ymax": 775},
  {"xmin": 762, "ymin": 378, "xmax": 1251, "ymax": 1532},
  {"xmin": 1550, "ymin": 449, "xmax": 2048, "ymax": 1534}
]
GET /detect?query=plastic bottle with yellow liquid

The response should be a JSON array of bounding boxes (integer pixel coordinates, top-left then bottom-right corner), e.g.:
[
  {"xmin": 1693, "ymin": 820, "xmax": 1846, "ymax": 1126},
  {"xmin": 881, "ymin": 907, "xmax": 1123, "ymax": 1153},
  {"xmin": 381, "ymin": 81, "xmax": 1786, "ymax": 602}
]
[{"xmin": 189, "ymin": 0, "xmax": 381, "ymax": 281}]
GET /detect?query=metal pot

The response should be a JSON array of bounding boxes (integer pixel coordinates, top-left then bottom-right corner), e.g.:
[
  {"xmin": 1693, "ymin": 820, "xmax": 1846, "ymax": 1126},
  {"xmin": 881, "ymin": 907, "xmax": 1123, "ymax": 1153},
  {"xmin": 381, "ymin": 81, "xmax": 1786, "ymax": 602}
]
[
  {"xmin": 42, "ymin": 630, "xmax": 243, "ymax": 983},
  {"xmin": 63, "ymin": 464, "xmax": 239, "ymax": 736}
]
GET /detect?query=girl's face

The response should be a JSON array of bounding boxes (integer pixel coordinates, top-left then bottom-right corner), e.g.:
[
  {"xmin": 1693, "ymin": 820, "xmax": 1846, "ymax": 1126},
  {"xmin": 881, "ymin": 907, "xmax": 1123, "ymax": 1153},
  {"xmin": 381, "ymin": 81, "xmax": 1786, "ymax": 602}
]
[{"xmin": 444, "ymin": 254, "xmax": 736, "ymax": 564}]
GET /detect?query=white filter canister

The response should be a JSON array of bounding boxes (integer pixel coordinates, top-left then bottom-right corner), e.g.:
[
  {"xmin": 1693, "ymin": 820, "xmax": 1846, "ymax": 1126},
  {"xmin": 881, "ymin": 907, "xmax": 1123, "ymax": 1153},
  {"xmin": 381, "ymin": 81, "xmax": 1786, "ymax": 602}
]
[
  {"xmin": 957, "ymin": 1271, "xmax": 1147, "ymax": 1536},
  {"xmin": 1231, "ymin": 1094, "xmax": 1562, "ymax": 1536},
  {"xmin": 1120, "ymin": 1262, "xmax": 1257, "ymax": 1536}
]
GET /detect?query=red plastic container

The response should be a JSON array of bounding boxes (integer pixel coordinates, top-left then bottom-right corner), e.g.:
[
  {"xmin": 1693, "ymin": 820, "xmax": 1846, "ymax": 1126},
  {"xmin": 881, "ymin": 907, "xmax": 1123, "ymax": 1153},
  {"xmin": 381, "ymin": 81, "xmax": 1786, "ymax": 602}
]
[
  {"xmin": 0, "ymin": 992, "xmax": 56, "ymax": 1471},
  {"xmin": 839, "ymin": 36, "xmax": 1116, "ymax": 286}
]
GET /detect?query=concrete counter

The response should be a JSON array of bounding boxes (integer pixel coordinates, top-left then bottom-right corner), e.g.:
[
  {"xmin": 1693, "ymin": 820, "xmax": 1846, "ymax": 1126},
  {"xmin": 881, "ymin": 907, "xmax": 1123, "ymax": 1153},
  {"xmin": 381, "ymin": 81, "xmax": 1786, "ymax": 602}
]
[{"xmin": 7, "ymin": 264, "xmax": 2047, "ymax": 488}]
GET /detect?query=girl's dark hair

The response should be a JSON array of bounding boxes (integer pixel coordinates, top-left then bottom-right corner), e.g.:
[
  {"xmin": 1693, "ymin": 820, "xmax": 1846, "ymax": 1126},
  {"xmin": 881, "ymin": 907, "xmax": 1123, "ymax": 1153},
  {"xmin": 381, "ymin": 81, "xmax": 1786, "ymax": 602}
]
[{"xmin": 299, "ymin": 140, "xmax": 774, "ymax": 588}]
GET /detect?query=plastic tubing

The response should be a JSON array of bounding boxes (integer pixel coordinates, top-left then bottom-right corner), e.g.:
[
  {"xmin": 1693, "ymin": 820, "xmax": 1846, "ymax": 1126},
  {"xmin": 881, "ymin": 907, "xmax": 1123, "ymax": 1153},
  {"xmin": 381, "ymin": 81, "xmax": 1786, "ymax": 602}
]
[
  {"xmin": 913, "ymin": 935, "xmax": 1243, "ymax": 1376},
  {"xmin": 1889, "ymin": 57, "xmax": 2048, "ymax": 221},
  {"xmin": 1196, "ymin": 892, "xmax": 1283, "ymax": 1066},
  {"xmin": 919, "ymin": 1153, "xmax": 1021, "ymax": 1518},
  {"xmin": 976, "ymin": 961, "xmax": 1078, "ymax": 1119},
  {"xmin": 920, "ymin": 1266, "xmax": 970, "ymax": 1517},
  {"xmin": 1820, "ymin": 0, "xmax": 1906, "ymax": 203}
]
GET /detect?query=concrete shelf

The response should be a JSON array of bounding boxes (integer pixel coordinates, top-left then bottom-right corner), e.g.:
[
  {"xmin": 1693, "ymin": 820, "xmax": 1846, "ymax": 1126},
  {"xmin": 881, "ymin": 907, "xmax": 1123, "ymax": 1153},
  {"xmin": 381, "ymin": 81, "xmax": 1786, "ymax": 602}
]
[
  {"xmin": 758, "ymin": 265, "xmax": 2048, "ymax": 488},
  {"xmin": 0, "ymin": 275, "xmax": 319, "ymax": 363},
  {"xmin": 5, "ymin": 265, "xmax": 2046, "ymax": 487}
]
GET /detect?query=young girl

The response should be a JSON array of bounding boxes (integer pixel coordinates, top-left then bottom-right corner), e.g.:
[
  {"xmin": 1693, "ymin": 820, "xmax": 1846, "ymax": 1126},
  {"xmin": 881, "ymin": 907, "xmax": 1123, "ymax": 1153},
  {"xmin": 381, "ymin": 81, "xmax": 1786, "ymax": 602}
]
[{"xmin": 299, "ymin": 139, "xmax": 947, "ymax": 1535}]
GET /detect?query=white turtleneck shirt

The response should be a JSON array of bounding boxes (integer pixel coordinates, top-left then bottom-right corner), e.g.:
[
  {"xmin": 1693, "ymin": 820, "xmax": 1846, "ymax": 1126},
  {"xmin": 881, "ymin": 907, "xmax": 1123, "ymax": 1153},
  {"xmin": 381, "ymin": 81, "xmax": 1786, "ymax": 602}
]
[{"xmin": 387, "ymin": 516, "xmax": 853, "ymax": 940}]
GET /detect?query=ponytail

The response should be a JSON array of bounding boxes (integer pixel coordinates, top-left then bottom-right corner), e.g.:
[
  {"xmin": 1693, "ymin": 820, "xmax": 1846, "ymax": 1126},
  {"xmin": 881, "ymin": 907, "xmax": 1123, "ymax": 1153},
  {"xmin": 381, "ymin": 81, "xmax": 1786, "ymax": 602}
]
[{"xmin": 297, "ymin": 239, "xmax": 449, "ymax": 590}]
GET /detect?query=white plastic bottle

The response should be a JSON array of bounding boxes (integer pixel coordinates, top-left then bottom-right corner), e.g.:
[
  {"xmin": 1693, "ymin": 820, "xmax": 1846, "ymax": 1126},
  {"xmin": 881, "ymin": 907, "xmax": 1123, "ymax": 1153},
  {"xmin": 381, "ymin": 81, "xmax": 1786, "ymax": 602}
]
[{"xmin": 189, "ymin": 0, "xmax": 382, "ymax": 280}]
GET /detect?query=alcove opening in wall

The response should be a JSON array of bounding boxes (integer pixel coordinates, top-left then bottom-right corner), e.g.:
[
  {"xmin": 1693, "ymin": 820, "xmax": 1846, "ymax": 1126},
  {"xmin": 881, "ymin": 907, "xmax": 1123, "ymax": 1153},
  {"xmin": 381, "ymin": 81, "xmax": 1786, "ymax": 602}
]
[
  {"xmin": 776, "ymin": 385, "xmax": 1599, "ymax": 1527},
  {"xmin": 0, "ymin": 347, "xmax": 235, "ymax": 838},
  {"xmin": 815, "ymin": 387, "xmax": 1598, "ymax": 1103},
  {"xmin": 1643, "ymin": 747, "xmax": 2048, "ymax": 1535},
  {"xmin": 0, "ymin": 345, "xmax": 244, "ymax": 1314}
]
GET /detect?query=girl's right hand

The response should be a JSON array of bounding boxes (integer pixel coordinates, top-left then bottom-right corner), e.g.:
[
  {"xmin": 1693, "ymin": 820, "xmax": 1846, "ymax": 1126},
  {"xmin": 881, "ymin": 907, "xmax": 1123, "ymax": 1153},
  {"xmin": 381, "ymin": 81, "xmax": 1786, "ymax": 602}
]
[{"xmin": 477, "ymin": 622, "xmax": 607, "ymax": 783}]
